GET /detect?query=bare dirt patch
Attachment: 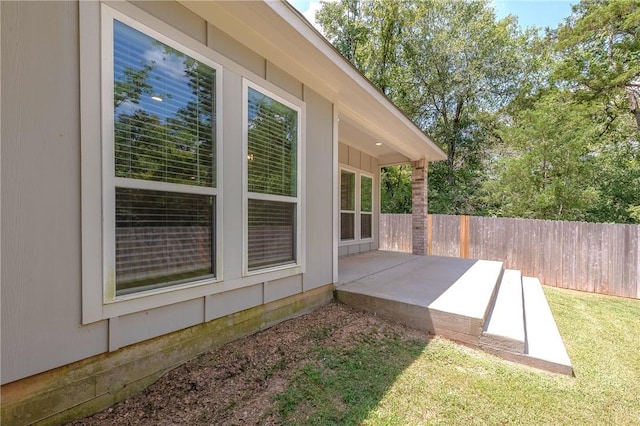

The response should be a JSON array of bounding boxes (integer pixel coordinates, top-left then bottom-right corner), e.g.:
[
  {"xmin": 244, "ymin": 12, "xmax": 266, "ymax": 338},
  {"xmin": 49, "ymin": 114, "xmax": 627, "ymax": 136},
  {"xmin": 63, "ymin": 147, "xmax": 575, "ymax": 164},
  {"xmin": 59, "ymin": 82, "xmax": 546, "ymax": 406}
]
[{"xmin": 70, "ymin": 302, "xmax": 430, "ymax": 426}]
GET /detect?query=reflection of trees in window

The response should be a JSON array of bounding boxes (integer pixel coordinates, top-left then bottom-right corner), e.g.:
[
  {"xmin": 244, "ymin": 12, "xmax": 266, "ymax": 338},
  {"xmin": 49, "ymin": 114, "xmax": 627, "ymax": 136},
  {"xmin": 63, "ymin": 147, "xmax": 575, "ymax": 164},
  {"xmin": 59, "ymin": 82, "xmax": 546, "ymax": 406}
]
[
  {"xmin": 360, "ymin": 175, "xmax": 373, "ymax": 239},
  {"xmin": 246, "ymin": 87, "xmax": 299, "ymax": 271},
  {"xmin": 247, "ymin": 88, "xmax": 298, "ymax": 197},
  {"xmin": 340, "ymin": 170, "xmax": 356, "ymax": 240},
  {"xmin": 361, "ymin": 175, "xmax": 372, "ymax": 212},
  {"xmin": 111, "ymin": 20, "xmax": 217, "ymax": 294},
  {"xmin": 113, "ymin": 21, "xmax": 215, "ymax": 187}
]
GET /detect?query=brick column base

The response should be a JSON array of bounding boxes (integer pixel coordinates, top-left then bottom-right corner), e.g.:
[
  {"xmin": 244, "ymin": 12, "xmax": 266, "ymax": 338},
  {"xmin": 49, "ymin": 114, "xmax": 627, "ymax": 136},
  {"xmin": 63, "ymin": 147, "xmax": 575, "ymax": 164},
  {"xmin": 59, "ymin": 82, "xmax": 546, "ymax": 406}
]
[{"xmin": 411, "ymin": 159, "xmax": 428, "ymax": 255}]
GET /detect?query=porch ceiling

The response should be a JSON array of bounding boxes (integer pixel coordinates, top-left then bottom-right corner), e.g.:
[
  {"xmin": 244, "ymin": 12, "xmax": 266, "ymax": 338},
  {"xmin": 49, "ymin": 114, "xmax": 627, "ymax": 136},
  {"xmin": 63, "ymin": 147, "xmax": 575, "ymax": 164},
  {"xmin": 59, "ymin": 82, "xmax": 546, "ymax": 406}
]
[
  {"xmin": 338, "ymin": 115, "xmax": 414, "ymax": 166},
  {"xmin": 180, "ymin": 0, "xmax": 447, "ymax": 164}
]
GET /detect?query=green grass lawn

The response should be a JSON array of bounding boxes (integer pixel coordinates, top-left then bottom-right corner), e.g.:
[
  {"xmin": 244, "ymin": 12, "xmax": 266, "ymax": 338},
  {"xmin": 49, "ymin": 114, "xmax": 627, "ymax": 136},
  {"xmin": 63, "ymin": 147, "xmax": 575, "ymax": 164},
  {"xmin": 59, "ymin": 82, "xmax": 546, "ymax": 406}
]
[{"xmin": 276, "ymin": 287, "xmax": 640, "ymax": 425}]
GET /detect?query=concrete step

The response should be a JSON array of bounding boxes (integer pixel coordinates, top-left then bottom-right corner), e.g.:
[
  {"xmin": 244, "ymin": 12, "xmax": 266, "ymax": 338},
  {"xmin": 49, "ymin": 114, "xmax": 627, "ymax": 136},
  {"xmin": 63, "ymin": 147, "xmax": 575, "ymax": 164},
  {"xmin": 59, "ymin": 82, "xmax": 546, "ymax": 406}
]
[
  {"xmin": 478, "ymin": 274, "xmax": 573, "ymax": 376},
  {"xmin": 480, "ymin": 269, "xmax": 525, "ymax": 354},
  {"xmin": 427, "ymin": 260, "xmax": 504, "ymax": 346},
  {"xmin": 522, "ymin": 277, "xmax": 573, "ymax": 375}
]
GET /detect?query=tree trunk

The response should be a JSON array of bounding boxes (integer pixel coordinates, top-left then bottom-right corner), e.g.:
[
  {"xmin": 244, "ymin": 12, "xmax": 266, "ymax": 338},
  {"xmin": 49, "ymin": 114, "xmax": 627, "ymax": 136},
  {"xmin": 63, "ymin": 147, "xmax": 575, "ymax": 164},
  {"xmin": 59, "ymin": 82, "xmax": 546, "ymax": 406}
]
[{"xmin": 627, "ymin": 85, "xmax": 640, "ymax": 132}]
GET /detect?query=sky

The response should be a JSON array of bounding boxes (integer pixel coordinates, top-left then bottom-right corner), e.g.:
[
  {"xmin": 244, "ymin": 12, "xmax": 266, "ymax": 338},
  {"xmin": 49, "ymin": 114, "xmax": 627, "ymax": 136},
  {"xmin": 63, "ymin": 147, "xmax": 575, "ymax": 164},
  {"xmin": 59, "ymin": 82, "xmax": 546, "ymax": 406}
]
[{"xmin": 289, "ymin": 0, "xmax": 578, "ymax": 31}]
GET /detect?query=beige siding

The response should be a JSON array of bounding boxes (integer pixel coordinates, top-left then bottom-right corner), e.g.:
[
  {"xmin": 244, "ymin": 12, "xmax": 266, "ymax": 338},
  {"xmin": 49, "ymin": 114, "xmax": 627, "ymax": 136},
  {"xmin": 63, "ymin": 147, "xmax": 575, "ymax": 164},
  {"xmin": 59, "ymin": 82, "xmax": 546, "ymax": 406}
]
[
  {"xmin": 304, "ymin": 86, "xmax": 334, "ymax": 290},
  {"xmin": 338, "ymin": 141, "xmax": 349, "ymax": 164},
  {"xmin": 131, "ymin": 0, "xmax": 207, "ymax": 44},
  {"xmin": 208, "ymin": 25, "xmax": 265, "ymax": 78},
  {"xmin": 265, "ymin": 275, "xmax": 303, "ymax": 304},
  {"xmin": 267, "ymin": 62, "xmax": 303, "ymax": 99},
  {"xmin": 221, "ymin": 70, "xmax": 245, "ymax": 280},
  {"xmin": 1, "ymin": 0, "xmax": 335, "ymax": 385},
  {"xmin": 1, "ymin": 1, "xmax": 109, "ymax": 384},
  {"xmin": 338, "ymin": 143, "xmax": 380, "ymax": 255},
  {"xmin": 361, "ymin": 152, "xmax": 372, "ymax": 173},
  {"xmin": 348, "ymin": 145, "xmax": 361, "ymax": 169},
  {"xmin": 115, "ymin": 298, "xmax": 205, "ymax": 350},
  {"xmin": 206, "ymin": 284, "xmax": 263, "ymax": 320}
]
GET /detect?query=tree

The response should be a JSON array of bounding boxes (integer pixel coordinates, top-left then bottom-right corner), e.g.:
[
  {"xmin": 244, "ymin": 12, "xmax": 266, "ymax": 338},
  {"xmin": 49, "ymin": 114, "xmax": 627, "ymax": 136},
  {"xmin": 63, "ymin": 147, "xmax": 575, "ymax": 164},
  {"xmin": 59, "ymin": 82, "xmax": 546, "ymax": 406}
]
[
  {"xmin": 484, "ymin": 91, "xmax": 600, "ymax": 221},
  {"xmin": 555, "ymin": 0, "xmax": 640, "ymax": 132},
  {"xmin": 316, "ymin": 0, "xmax": 532, "ymax": 214},
  {"xmin": 316, "ymin": 0, "xmax": 406, "ymax": 96},
  {"xmin": 380, "ymin": 165, "xmax": 412, "ymax": 213}
]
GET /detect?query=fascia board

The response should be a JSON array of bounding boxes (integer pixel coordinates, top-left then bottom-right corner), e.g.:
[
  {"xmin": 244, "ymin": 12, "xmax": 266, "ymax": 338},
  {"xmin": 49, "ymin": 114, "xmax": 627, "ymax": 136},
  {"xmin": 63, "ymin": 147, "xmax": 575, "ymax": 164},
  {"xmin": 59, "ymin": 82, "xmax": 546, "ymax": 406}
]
[{"xmin": 267, "ymin": 2, "xmax": 446, "ymax": 162}]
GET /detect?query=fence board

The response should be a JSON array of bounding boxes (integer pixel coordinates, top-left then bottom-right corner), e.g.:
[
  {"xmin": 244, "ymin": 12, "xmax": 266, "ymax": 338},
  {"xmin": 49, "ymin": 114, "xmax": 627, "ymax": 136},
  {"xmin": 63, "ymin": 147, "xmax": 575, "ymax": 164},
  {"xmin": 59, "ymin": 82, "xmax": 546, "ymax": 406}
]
[
  {"xmin": 637, "ymin": 226, "xmax": 640, "ymax": 299},
  {"xmin": 378, "ymin": 214, "xmax": 412, "ymax": 252},
  {"xmin": 379, "ymin": 214, "xmax": 639, "ymax": 299}
]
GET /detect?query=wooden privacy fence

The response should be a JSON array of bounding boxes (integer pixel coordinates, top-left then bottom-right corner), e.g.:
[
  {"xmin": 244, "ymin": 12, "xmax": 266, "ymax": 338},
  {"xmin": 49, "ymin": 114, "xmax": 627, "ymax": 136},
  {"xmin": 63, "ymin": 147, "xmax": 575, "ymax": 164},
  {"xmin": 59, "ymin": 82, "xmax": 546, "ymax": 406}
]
[{"xmin": 379, "ymin": 214, "xmax": 640, "ymax": 299}]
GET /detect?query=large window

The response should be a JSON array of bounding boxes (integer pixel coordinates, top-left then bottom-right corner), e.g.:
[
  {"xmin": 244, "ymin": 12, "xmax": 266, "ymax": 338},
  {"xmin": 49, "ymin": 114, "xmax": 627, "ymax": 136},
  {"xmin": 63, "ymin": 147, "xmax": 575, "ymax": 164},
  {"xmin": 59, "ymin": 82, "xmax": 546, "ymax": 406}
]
[
  {"xmin": 340, "ymin": 168, "xmax": 374, "ymax": 243},
  {"xmin": 244, "ymin": 82, "xmax": 303, "ymax": 272},
  {"xmin": 105, "ymin": 14, "xmax": 220, "ymax": 297}
]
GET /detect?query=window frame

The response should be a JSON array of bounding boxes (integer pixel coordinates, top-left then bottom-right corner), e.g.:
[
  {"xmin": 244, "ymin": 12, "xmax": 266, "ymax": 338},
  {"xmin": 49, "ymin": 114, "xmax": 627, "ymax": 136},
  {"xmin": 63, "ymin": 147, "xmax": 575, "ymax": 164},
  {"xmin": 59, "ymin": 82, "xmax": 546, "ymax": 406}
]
[
  {"xmin": 81, "ymin": 2, "xmax": 224, "ymax": 323},
  {"xmin": 360, "ymin": 174, "xmax": 374, "ymax": 240},
  {"xmin": 338, "ymin": 166, "xmax": 375, "ymax": 246},
  {"xmin": 339, "ymin": 169, "xmax": 356, "ymax": 241},
  {"xmin": 242, "ymin": 78, "xmax": 305, "ymax": 276}
]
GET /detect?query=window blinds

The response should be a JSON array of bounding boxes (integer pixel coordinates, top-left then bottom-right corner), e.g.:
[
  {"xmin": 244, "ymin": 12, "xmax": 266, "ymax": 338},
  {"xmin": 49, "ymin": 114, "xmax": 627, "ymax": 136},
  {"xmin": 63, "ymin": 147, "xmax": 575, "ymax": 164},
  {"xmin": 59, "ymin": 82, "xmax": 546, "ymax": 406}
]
[
  {"xmin": 115, "ymin": 188, "xmax": 214, "ymax": 294},
  {"xmin": 113, "ymin": 20, "xmax": 216, "ymax": 294},
  {"xmin": 113, "ymin": 20, "xmax": 216, "ymax": 187},
  {"xmin": 246, "ymin": 87, "xmax": 299, "ymax": 270}
]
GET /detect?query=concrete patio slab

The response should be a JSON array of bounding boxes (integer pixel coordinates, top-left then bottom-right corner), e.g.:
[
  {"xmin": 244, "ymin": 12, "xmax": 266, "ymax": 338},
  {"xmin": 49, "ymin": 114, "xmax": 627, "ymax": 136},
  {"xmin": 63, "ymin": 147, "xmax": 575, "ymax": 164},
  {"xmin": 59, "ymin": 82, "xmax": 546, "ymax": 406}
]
[
  {"xmin": 339, "ymin": 252, "xmax": 486, "ymax": 307},
  {"xmin": 336, "ymin": 251, "xmax": 573, "ymax": 376},
  {"xmin": 336, "ymin": 251, "xmax": 503, "ymax": 344},
  {"xmin": 337, "ymin": 250, "xmax": 419, "ymax": 286}
]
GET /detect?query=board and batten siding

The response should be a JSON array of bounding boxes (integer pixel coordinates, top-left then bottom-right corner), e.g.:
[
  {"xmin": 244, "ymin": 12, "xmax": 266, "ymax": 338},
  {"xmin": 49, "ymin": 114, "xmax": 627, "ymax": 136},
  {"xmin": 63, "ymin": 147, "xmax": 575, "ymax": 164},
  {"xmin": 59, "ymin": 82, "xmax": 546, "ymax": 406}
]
[
  {"xmin": 1, "ymin": 0, "xmax": 334, "ymax": 385},
  {"xmin": 338, "ymin": 142, "xmax": 380, "ymax": 257}
]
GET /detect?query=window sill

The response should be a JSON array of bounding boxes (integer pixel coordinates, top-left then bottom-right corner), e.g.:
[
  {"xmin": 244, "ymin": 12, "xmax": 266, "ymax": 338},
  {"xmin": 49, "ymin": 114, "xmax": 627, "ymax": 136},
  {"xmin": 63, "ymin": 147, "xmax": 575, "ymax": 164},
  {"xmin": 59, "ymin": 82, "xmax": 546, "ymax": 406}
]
[{"xmin": 339, "ymin": 238, "xmax": 374, "ymax": 247}]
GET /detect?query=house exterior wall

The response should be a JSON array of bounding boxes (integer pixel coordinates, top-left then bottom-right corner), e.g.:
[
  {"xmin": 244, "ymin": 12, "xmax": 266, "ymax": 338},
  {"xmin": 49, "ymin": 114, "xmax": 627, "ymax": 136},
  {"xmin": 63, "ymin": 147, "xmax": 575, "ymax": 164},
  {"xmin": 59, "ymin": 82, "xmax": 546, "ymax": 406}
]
[
  {"xmin": 1, "ymin": 0, "xmax": 334, "ymax": 389},
  {"xmin": 338, "ymin": 142, "xmax": 380, "ymax": 256}
]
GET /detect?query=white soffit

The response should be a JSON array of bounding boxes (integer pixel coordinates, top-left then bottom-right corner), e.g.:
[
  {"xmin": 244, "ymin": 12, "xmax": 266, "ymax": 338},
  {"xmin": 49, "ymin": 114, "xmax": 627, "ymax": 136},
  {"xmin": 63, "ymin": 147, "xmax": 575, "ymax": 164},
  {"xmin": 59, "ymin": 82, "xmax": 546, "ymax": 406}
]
[{"xmin": 179, "ymin": 0, "xmax": 446, "ymax": 162}]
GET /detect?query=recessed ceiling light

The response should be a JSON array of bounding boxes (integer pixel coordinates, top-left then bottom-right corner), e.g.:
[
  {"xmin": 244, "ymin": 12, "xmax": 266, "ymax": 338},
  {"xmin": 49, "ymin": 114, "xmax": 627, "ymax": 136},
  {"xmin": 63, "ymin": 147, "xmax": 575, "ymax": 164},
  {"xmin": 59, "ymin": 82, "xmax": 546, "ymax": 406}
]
[{"xmin": 375, "ymin": 142, "xmax": 383, "ymax": 146}]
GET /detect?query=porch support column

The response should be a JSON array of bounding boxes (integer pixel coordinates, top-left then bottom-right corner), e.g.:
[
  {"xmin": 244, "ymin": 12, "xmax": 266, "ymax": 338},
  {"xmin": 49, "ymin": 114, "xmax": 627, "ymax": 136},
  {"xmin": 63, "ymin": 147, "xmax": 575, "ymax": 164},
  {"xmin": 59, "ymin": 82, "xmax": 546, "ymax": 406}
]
[{"xmin": 411, "ymin": 158, "xmax": 428, "ymax": 256}]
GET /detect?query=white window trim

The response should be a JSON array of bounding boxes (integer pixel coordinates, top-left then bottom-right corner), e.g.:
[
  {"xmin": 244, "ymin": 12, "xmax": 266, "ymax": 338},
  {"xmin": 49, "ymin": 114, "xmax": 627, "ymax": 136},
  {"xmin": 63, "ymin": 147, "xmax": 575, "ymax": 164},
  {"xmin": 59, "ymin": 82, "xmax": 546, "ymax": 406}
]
[
  {"xmin": 242, "ymin": 78, "xmax": 306, "ymax": 277},
  {"xmin": 339, "ymin": 169, "xmax": 357, "ymax": 242},
  {"xmin": 339, "ymin": 166, "xmax": 375, "ymax": 246},
  {"xmin": 81, "ymin": 2, "xmax": 225, "ymax": 323},
  {"xmin": 360, "ymin": 174, "xmax": 374, "ymax": 240}
]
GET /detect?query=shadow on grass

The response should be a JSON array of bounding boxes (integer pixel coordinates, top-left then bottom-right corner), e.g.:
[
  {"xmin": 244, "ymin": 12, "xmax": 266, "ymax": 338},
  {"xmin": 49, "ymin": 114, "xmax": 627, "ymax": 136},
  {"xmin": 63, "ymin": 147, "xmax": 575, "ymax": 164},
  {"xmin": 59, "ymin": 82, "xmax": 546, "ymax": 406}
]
[{"xmin": 274, "ymin": 323, "xmax": 430, "ymax": 425}]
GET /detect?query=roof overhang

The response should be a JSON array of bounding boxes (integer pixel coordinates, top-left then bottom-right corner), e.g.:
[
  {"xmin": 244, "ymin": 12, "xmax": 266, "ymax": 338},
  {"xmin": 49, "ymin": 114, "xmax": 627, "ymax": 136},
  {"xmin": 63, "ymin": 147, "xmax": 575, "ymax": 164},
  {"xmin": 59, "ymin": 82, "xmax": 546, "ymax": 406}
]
[{"xmin": 179, "ymin": 0, "xmax": 446, "ymax": 163}]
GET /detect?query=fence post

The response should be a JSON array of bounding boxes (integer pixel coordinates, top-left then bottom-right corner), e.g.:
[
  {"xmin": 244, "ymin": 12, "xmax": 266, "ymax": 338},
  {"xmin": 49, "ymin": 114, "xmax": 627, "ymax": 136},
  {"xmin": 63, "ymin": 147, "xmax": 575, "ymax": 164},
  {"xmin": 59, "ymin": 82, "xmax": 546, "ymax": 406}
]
[
  {"xmin": 427, "ymin": 214, "xmax": 432, "ymax": 255},
  {"xmin": 460, "ymin": 215, "xmax": 470, "ymax": 258}
]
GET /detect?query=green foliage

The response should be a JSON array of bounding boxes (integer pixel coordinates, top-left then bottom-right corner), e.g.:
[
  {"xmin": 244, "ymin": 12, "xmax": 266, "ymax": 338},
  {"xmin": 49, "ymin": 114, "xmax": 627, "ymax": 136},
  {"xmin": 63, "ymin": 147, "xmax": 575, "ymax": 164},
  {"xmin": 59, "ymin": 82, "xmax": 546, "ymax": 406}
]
[
  {"xmin": 316, "ymin": 0, "xmax": 406, "ymax": 95},
  {"xmin": 484, "ymin": 91, "xmax": 601, "ymax": 220},
  {"xmin": 317, "ymin": 0, "xmax": 533, "ymax": 215},
  {"xmin": 380, "ymin": 165, "xmax": 412, "ymax": 213},
  {"xmin": 360, "ymin": 175, "xmax": 373, "ymax": 212},
  {"xmin": 318, "ymin": 0, "xmax": 639, "ymax": 223},
  {"xmin": 485, "ymin": 0, "xmax": 640, "ymax": 223}
]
